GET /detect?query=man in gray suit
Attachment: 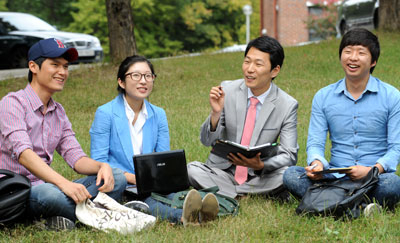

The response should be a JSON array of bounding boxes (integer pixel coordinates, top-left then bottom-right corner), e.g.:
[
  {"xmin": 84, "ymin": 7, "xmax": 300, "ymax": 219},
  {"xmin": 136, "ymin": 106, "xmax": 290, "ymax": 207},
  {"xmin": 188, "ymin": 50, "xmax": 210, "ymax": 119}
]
[{"xmin": 187, "ymin": 36, "xmax": 298, "ymax": 199}]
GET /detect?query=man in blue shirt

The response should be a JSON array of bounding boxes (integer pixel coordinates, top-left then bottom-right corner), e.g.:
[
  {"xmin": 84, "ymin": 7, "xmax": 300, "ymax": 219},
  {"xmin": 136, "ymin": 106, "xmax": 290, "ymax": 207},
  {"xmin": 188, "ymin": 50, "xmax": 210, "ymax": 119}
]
[{"xmin": 283, "ymin": 28, "xmax": 400, "ymax": 209}]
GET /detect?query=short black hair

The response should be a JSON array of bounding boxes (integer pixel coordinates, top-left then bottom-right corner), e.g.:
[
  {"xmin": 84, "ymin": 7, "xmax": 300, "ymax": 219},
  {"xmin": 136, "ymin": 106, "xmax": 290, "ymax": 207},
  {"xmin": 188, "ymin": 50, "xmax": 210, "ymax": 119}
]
[
  {"xmin": 244, "ymin": 35, "xmax": 285, "ymax": 71},
  {"xmin": 28, "ymin": 57, "xmax": 46, "ymax": 82},
  {"xmin": 339, "ymin": 28, "xmax": 380, "ymax": 74},
  {"xmin": 117, "ymin": 55, "xmax": 155, "ymax": 94}
]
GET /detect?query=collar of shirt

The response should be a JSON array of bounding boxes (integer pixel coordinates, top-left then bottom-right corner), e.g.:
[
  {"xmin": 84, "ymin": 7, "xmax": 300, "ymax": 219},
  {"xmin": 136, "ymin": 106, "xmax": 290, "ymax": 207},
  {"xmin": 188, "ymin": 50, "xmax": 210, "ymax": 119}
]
[
  {"xmin": 246, "ymin": 83, "xmax": 271, "ymax": 120},
  {"xmin": 122, "ymin": 95, "xmax": 148, "ymax": 122},
  {"xmin": 334, "ymin": 75, "xmax": 379, "ymax": 101},
  {"xmin": 24, "ymin": 84, "xmax": 57, "ymax": 113},
  {"xmin": 247, "ymin": 83, "xmax": 271, "ymax": 104}
]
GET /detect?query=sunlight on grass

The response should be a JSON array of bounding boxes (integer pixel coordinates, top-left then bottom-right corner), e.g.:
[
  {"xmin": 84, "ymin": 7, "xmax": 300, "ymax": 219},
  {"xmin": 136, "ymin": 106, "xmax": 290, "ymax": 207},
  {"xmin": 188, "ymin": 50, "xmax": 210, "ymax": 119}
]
[{"xmin": 1, "ymin": 31, "xmax": 400, "ymax": 241}]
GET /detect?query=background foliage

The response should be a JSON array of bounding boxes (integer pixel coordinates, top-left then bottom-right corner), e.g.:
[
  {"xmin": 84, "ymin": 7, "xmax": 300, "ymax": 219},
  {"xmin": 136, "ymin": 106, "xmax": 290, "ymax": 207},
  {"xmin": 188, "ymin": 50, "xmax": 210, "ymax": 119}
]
[
  {"xmin": 2, "ymin": 0, "xmax": 260, "ymax": 58},
  {"xmin": 0, "ymin": 30, "xmax": 400, "ymax": 242},
  {"xmin": 306, "ymin": 3, "xmax": 338, "ymax": 40},
  {"xmin": 4, "ymin": 0, "xmax": 77, "ymax": 29},
  {"xmin": 0, "ymin": 0, "xmax": 6, "ymax": 11}
]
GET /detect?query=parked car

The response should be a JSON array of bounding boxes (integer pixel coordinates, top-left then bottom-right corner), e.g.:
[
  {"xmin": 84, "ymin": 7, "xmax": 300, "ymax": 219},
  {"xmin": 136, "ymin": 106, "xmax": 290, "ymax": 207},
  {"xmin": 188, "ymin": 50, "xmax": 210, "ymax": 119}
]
[
  {"xmin": 0, "ymin": 12, "xmax": 103, "ymax": 69},
  {"xmin": 336, "ymin": 0, "xmax": 379, "ymax": 36}
]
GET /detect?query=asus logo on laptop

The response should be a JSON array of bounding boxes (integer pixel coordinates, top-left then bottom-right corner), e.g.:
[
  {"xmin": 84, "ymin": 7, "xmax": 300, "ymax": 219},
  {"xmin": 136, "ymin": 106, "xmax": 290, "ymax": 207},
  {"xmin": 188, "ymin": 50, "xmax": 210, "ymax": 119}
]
[{"xmin": 156, "ymin": 162, "xmax": 166, "ymax": 167}]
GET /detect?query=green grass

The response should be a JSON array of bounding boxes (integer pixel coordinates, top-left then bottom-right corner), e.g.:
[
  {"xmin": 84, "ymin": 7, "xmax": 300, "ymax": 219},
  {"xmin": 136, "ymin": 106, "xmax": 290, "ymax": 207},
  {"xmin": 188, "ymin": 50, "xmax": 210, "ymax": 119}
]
[{"xmin": 1, "ymin": 31, "xmax": 400, "ymax": 242}]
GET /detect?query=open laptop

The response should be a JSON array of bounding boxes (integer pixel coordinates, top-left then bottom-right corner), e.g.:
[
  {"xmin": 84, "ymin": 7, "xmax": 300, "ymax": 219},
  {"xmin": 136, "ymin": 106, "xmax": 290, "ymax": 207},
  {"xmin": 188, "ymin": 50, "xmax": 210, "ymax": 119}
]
[{"xmin": 125, "ymin": 149, "xmax": 189, "ymax": 196}]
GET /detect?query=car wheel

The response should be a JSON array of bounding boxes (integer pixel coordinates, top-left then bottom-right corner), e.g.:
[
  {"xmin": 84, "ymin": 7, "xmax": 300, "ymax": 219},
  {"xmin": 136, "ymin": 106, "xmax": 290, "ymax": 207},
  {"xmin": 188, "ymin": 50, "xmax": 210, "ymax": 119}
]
[
  {"xmin": 10, "ymin": 47, "xmax": 28, "ymax": 68},
  {"xmin": 340, "ymin": 21, "xmax": 348, "ymax": 36},
  {"xmin": 373, "ymin": 10, "xmax": 379, "ymax": 29}
]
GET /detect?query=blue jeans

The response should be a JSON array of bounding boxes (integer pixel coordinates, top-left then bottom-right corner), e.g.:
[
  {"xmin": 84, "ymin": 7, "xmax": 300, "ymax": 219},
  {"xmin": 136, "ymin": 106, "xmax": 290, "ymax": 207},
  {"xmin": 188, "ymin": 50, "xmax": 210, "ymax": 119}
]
[
  {"xmin": 144, "ymin": 193, "xmax": 183, "ymax": 223},
  {"xmin": 283, "ymin": 166, "xmax": 400, "ymax": 209},
  {"xmin": 28, "ymin": 168, "xmax": 127, "ymax": 222}
]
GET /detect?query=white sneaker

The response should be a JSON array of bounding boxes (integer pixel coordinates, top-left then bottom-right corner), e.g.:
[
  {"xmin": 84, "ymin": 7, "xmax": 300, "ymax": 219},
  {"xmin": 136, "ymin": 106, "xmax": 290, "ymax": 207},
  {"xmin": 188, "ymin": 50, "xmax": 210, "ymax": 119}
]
[
  {"xmin": 363, "ymin": 203, "xmax": 382, "ymax": 217},
  {"xmin": 124, "ymin": 201, "xmax": 150, "ymax": 214},
  {"xmin": 45, "ymin": 216, "xmax": 75, "ymax": 231}
]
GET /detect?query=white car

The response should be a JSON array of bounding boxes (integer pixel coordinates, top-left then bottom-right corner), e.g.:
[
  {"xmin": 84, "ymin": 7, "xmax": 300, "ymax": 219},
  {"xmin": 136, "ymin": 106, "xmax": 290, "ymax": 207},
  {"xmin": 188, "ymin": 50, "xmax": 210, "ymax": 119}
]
[{"xmin": 0, "ymin": 12, "xmax": 103, "ymax": 69}]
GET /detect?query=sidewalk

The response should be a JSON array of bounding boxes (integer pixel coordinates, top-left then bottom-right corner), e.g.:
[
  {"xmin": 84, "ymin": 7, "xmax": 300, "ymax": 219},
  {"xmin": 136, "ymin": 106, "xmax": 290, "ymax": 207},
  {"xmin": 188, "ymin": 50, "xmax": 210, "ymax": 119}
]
[{"xmin": 0, "ymin": 64, "xmax": 91, "ymax": 81}]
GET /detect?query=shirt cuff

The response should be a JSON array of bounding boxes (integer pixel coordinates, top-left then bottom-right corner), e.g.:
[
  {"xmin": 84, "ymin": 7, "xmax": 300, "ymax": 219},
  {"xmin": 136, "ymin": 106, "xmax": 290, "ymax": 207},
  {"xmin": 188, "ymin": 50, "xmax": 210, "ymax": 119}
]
[
  {"xmin": 307, "ymin": 154, "xmax": 329, "ymax": 169},
  {"xmin": 375, "ymin": 158, "xmax": 390, "ymax": 173},
  {"xmin": 15, "ymin": 145, "xmax": 33, "ymax": 161},
  {"xmin": 68, "ymin": 152, "xmax": 87, "ymax": 169}
]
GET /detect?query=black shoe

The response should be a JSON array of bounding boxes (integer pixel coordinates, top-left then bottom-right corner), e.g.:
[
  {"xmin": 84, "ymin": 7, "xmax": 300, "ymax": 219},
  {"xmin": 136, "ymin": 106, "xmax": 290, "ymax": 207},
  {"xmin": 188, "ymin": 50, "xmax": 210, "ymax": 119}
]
[
  {"xmin": 45, "ymin": 216, "xmax": 75, "ymax": 231},
  {"xmin": 270, "ymin": 189, "xmax": 292, "ymax": 203},
  {"xmin": 124, "ymin": 200, "xmax": 150, "ymax": 214}
]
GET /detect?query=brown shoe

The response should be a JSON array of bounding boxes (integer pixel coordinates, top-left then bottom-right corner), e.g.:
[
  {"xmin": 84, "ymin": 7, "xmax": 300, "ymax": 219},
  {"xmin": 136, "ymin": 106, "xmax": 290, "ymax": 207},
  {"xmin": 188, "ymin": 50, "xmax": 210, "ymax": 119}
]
[
  {"xmin": 200, "ymin": 193, "xmax": 219, "ymax": 223},
  {"xmin": 182, "ymin": 189, "xmax": 202, "ymax": 227}
]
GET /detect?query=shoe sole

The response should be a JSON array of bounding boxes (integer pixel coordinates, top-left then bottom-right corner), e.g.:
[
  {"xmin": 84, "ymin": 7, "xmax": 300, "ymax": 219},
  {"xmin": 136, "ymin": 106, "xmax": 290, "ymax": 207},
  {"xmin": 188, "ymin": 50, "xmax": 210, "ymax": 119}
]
[
  {"xmin": 182, "ymin": 189, "xmax": 202, "ymax": 227},
  {"xmin": 200, "ymin": 193, "xmax": 219, "ymax": 223}
]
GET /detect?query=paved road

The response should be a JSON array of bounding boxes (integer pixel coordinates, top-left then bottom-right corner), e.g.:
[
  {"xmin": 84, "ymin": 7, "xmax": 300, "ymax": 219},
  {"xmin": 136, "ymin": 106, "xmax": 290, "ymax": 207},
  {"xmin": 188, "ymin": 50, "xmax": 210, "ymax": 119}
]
[
  {"xmin": 0, "ymin": 64, "xmax": 86, "ymax": 81},
  {"xmin": 0, "ymin": 68, "xmax": 28, "ymax": 81}
]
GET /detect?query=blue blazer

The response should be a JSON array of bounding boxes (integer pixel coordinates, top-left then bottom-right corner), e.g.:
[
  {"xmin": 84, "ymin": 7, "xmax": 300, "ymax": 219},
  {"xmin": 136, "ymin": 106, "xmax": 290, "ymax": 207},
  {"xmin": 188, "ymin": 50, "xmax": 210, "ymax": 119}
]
[{"xmin": 90, "ymin": 94, "xmax": 170, "ymax": 174}]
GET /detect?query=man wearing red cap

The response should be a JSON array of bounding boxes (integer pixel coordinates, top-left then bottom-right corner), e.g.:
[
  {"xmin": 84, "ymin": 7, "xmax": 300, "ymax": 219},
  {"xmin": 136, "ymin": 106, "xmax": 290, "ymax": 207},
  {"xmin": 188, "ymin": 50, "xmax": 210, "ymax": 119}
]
[{"xmin": 0, "ymin": 38, "xmax": 127, "ymax": 230}]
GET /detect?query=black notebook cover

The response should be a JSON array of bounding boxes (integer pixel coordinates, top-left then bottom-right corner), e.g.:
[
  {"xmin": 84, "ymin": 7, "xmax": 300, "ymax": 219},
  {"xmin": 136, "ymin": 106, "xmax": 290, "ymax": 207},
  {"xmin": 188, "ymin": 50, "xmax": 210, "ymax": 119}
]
[
  {"xmin": 210, "ymin": 140, "xmax": 278, "ymax": 159},
  {"xmin": 312, "ymin": 167, "xmax": 353, "ymax": 175},
  {"xmin": 132, "ymin": 149, "xmax": 189, "ymax": 196}
]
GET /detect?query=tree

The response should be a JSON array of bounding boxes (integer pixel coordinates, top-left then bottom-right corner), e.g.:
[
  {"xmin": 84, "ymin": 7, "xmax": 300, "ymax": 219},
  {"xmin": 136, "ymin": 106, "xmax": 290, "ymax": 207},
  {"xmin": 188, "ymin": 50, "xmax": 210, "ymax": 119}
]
[
  {"xmin": 105, "ymin": 0, "xmax": 137, "ymax": 64},
  {"xmin": 6, "ymin": 0, "xmax": 77, "ymax": 29},
  {"xmin": 67, "ymin": 0, "xmax": 110, "ymax": 54},
  {"xmin": 66, "ymin": 0, "xmax": 260, "ymax": 58},
  {"xmin": 180, "ymin": 0, "xmax": 250, "ymax": 50},
  {"xmin": 0, "ymin": 0, "xmax": 7, "ymax": 10},
  {"xmin": 379, "ymin": 0, "xmax": 400, "ymax": 31}
]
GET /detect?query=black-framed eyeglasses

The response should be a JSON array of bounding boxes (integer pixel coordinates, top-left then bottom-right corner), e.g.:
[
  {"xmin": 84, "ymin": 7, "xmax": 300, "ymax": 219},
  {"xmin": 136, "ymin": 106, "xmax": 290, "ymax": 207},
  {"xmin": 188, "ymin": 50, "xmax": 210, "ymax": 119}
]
[{"xmin": 125, "ymin": 72, "xmax": 156, "ymax": 82}]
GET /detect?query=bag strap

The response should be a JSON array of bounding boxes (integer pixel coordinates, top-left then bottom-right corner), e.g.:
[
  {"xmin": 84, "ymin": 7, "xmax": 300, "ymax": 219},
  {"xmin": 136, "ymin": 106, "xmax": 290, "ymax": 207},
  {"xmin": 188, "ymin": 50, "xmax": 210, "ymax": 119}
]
[
  {"xmin": 0, "ymin": 169, "xmax": 14, "ymax": 178},
  {"xmin": 198, "ymin": 186, "xmax": 219, "ymax": 194},
  {"xmin": 150, "ymin": 192, "xmax": 174, "ymax": 207}
]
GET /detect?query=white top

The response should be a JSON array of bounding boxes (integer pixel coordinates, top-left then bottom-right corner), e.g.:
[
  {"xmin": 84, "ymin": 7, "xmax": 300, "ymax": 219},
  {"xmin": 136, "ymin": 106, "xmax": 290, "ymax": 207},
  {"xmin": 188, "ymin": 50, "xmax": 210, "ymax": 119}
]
[{"xmin": 123, "ymin": 95, "xmax": 148, "ymax": 155}]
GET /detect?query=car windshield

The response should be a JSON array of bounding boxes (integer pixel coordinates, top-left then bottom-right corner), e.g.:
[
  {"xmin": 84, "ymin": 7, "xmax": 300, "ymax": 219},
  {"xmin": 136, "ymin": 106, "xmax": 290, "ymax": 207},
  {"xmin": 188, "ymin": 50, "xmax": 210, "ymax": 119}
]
[{"xmin": 0, "ymin": 14, "xmax": 56, "ymax": 32}]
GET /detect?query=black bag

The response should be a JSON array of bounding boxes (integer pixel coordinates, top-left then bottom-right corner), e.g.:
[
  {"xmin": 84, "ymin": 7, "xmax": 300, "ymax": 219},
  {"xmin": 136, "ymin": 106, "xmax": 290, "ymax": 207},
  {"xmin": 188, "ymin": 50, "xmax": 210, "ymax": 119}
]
[
  {"xmin": 151, "ymin": 186, "xmax": 239, "ymax": 217},
  {"xmin": 296, "ymin": 167, "xmax": 379, "ymax": 218},
  {"xmin": 0, "ymin": 169, "xmax": 31, "ymax": 225}
]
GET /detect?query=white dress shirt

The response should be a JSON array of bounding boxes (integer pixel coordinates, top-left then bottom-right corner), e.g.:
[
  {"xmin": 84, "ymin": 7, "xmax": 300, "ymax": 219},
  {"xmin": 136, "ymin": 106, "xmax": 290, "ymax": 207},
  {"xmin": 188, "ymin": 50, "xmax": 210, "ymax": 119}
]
[{"xmin": 123, "ymin": 95, "xmax": 148, "ymax": 155}]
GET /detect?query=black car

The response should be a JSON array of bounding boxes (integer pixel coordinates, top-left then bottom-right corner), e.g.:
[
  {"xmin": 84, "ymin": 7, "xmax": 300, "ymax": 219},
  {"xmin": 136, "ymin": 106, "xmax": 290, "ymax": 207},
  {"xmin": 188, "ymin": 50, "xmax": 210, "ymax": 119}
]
[
  {"xmin": 336, "ymin": 0, "xmax": 379, "ymax": 36},
  {"xmin": 0, "ymin": 12, "xmax": 103, "ymax": 69}
]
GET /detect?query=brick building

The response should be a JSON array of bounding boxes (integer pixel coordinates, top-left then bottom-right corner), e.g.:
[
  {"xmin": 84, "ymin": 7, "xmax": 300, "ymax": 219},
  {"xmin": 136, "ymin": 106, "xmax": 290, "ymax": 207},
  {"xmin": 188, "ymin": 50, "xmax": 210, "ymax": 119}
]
[{"xmin": 260, "ymin": 0, "xmax": 341, "ymax": 45}]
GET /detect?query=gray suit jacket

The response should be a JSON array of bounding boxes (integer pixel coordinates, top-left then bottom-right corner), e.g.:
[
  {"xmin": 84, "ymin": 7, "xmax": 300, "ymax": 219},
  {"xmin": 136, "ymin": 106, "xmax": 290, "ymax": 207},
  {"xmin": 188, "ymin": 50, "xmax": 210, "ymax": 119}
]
[{"xmin": 200, "ymin": 79, "xmax": 298, "ymax": 176}]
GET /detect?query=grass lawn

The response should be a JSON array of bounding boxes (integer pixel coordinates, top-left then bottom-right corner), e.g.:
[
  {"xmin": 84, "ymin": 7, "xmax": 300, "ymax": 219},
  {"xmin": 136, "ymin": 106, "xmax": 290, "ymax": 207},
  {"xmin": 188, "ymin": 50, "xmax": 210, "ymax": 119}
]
[{"xmin": 1, "ymin": 31, "xmax": 400, "ymax": 242}]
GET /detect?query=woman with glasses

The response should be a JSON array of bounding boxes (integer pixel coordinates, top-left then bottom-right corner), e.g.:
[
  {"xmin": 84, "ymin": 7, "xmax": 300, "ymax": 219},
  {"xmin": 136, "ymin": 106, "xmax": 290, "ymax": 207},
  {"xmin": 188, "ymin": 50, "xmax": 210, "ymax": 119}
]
[{"xmin": 89, "ymin": 55, "xmax": 218, "ymax": 226}]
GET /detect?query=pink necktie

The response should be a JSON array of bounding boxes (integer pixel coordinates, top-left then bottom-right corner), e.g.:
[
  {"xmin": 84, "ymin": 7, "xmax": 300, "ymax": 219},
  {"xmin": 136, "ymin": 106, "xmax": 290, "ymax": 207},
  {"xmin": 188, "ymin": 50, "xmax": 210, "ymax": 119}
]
[{"xmin": 235, "ymin": 97, "xmax": 259, "ymax": 184}]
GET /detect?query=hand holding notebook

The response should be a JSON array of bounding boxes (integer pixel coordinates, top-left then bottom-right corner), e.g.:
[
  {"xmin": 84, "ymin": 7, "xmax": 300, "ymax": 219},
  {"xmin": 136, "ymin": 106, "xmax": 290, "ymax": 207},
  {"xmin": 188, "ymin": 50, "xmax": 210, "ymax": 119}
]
[
  {"xmin": 312, "ymin": 167, "xmax": 353, "ymax": 175},
  {"xmin": 210, "ymin": 140, "xmax": 278, "ymax": 159}
]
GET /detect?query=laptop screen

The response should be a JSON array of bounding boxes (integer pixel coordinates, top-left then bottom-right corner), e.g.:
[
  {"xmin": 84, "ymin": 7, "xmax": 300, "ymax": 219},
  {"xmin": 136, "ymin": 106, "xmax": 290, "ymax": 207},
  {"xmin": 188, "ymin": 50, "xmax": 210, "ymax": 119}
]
[{"xmin": 132, "ymin": 149, "xmax": 189, "ymax": 195}]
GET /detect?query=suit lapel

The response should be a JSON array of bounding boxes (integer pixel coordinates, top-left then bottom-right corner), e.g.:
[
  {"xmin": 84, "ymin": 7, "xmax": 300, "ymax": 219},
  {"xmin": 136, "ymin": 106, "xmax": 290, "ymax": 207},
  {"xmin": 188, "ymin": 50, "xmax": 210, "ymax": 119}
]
[
  {"xmin": 250, "ymin": 83, "xmax": 277, "ymax": 146},
  {"xmin": 236, "ymin": 82, "xmax": 248, "ymax": 143},
  {"xmin": 113, "ymin": 95, "xmax": 134, "ymax": 163}
]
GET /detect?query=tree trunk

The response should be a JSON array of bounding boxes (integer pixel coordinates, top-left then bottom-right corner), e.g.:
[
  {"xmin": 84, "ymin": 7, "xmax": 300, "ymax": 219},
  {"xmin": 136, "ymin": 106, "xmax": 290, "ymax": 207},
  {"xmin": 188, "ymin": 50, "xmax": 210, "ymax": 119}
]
[
  {"xmin": 379, "ymin": 0, "xmax": 400, "ymax": 31},
  {"xmin": 105, "ymin": 0, "xmax": 137, "ymax": 64}
]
